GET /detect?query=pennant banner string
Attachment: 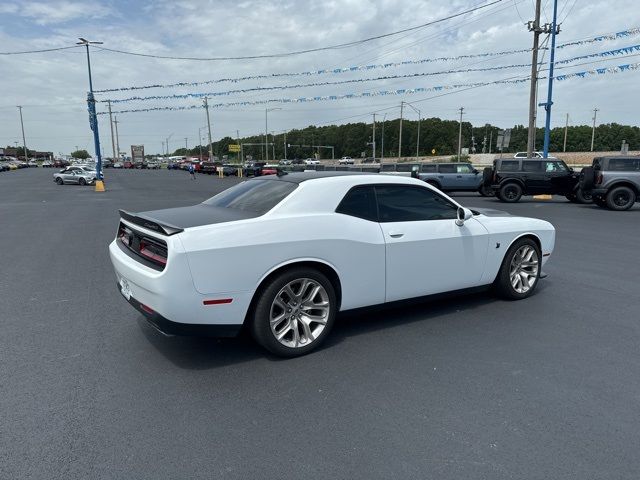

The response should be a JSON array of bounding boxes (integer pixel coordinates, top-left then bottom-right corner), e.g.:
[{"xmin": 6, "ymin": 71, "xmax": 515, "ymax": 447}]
[
  {"xmin": 92, "ymin": 27, "xmax": 640, "ymax": 94},
  {"xmin": 96, "ymin": 62, "xmax": 640, "ymax": 116}
]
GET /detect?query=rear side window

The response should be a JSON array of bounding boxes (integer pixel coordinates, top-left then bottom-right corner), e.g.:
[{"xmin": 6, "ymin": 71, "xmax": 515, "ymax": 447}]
[
  {"xmin": 396, "ymin": 164, "xmax": 417, "ymax": 172},
  {"xmin": 375, "ymin": 185, "xmax": 457, "ymax": 222},
  {"xmin": 456, "ymin": 164, "xmax": 473, "ymax": 174},
  {"xmin": 438, "ymin": 164, "xmax": 456, "ymax": 173},
  {"xmin": 522, "ymin": 161, "xmax": 542, "ymax": 172},
  {"xmin": 203, "ymin": 179, "xmax": 297, "ymax": 214},
  {"xmin": 420, "ymin": 164, "xmax": 437, "ymax": 172},
  {"xmin": 608, "ymin": 158, "xmax": 640, "ymax": 171},
  {"xmin": 500, "ymin": 160, "xmax": 520, "ymax": 171},
  {"xmin": 336, "ymin": 185, "xmax": 377, "ymax": 221},
  {"xmin": 381, "ymin": 164, "xmax": 396, "ymax": 172}
]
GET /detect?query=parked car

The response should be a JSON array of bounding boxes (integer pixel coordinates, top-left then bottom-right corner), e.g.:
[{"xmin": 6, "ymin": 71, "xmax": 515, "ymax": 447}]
[
  {"xmin": 53, "ymin": 166, "xmax": 96, "ymax": 185},
  {"xmin": 102, "ymin": 159, "xmax": 114, "ymax": 168},
  {"xmin": 220, "ymin": 164, "xmax": 239, "ymax": 176},
  {"xmin": 113, "ymin": 162, "xmax": 124, "ymax": 169},
  {"xmin": 580, "ymin": 156, "xmax": 640, "ymax": 210},
  {"xmin": 146, "ymin": 161, "xmax": 160, "ymax": 170},
  {"xmin": 416, "ymin": 162, "xmax": 493, "ymax": 196},
  {"xmin": 304, "ymin": 158, "xmax": 320, "ymax": 165},
  {"xmin": 243, "ymin": 161, "xmax": 267, "ymax": 177},
  {"xmin": 109, "ymin": 172, "xmax": 555, "ymax": 357},
  {"xmin": 28, "ymin": 160, "xmax": 39, "ymax": 167},
  {"xmin": 53, "ymin": 159, "xmax": 70, "ymax": 168},
  {"xmin": 514, "ymin": 151, "xmax": 544, "ymax": 158},
  {"xmin": 41, "ymin": 160, "xmax": 53, "ymax": 168},
  {"xmin": 279, "ymin": 159, "xmax": 293, "ymax": 165},
  {"xmin": 339, "ymin": 156, "xmax": 354, "ymax": 165},
  {"xmin": 123, "ymin": 160, "xmax": 134, "ymax": 169},
  {"xmin": 484, "ymin": 158, "xmax": 591, "ymax": 203}
]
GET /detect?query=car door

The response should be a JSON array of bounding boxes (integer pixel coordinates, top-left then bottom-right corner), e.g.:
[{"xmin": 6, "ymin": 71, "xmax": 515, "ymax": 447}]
[
  {"xmin": 436, "ymin": 164, "xmax": 457, "ymax": 189},
  {"xmin": 455, "ymin": 163, "xmax": 479, "ymax": 190},
  {"xmin": 521, "ymin": 160, "xmax": 547, "ymax": 193},
  {"xmin": 544, "ymin": 160, "xmax": 571, "ymax": 193},
  {"xmin": 375, "ymin": 185, "xmax": 490, "ymax": 302}
]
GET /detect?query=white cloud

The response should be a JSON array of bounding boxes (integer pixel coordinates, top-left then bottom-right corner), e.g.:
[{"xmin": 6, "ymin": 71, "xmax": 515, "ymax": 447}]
[{"xmin": 18, "ymin": 1, "xmax": 113, "ymax": 25}]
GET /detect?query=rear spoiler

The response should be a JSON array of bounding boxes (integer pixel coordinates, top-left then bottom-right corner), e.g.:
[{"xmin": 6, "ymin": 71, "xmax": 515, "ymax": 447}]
[{"xmin": 119, "ymin": 210, "xmax": 184, "ymax": 236}]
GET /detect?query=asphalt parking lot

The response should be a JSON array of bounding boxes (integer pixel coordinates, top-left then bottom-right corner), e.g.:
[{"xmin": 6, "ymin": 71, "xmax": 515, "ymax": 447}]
[{"xmin": 1, "ymin": 167, "xmax": 639, "ymax": 479}]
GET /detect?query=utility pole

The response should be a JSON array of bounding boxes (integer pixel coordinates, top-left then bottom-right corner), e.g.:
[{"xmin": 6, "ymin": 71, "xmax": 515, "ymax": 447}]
[
  {"xmin": 184, "ymin": 137, "xmax": 188, "ymax": 155},
  {"xmin": 591, "ymin": 108, "xmax": 599, "ymax": 152},
  {"xmin": 527, "ymin": 0, "xmax": 542, "ymax": 158},
  {"xmin": 381, "ymin": 113, "xmax": 387, "ymax": 162},
  {"xmin": 398, "ymin": 102, "xmax": 404, "ymax": 160},
  {"xmin": 204, "ymin": 97, "xmax": 213, "ymax": 160},
  {"xmin": 284, "ymin": 131, "xmax": 287, "ymax": 160},
  {"xmin": 77, "ymin": 37, "xmax": 104, "ymax": 186},
  {"xmin": 237, "ymin": 129, "xmax": 241, "ymax": 162},
  {"xmin": 457, "ymin": 107, "xmax": 465, "ymax": 161},
  {"xmin": 563, "ymin": 113, "xmax": 569, "ymax": 152},
  {"xmin": 114, "ymin": 116, "xmax": 121, "ymax": 159},
  {"xmin": 16, "ymin": 106, "xmax": 28, "ymax": 162},
  {"xmin": 541, "ymin": 0, "xmax": 560, "ymax": 158},
  {"xmin": 107, "ymin": 100, "xmax": 117, "ymax": 162},
  {"xmin": 489, "ymin": 129, "xmax": 493, "ymax": 154},
  {"xmin": 265, "ymin": 108, "xmax": 281, "ymax": 162},
  {"xmin": 372, "ymin": 113, "xmax": 376, "ymax": 162}
]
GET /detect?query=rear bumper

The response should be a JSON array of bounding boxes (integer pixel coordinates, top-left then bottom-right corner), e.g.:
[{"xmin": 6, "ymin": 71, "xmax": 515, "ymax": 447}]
[
  {"xmin": 121, "ymin": 285, "xmax": 241, "ymax": 337},
  {"xmin": 590, "ymin": 188, "xmax": 608, "ymax": 196}
]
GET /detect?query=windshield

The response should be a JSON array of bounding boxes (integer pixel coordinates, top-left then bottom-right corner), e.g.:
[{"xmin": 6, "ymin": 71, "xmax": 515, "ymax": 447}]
[{"xmin": 203, "ymin": 179, "xmax": 297, "ymax": 214}]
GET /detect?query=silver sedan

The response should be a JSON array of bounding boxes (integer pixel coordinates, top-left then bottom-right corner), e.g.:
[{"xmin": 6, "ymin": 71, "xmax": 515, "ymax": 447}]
[{"xmin": 53, "ymin": 166, "xmax": 96, "ymax": 185}]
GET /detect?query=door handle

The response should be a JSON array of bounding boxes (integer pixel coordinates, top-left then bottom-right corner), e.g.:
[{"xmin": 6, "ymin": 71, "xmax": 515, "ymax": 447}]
[{"xmin": 389, "ymin": 232, "xmax": 404, "ymax": 238}]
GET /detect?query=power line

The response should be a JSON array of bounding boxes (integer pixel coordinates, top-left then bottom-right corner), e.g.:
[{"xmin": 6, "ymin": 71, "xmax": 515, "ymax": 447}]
[
  {"xmin": 0, "ymin": 45, "xmax": 80, "ymax": 55},
  {"xmin": 90, "ymin": 1, "xmax": 502, "ymax": 61}
]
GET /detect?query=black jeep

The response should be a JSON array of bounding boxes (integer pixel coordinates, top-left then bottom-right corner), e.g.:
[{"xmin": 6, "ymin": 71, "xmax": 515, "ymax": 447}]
[{"xmin": 483, "ymin": 158, "xmax": 592, "ymax": 203}]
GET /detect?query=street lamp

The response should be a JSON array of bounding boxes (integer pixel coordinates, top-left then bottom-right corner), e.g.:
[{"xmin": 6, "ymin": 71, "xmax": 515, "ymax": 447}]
[
  {"xmin": 76, "ymin": 37, "xmax": 104, "ymax": 188},
  {"xmin": 380, "ymin": 113, "xmax": 387, "ymax": 162},
  {"xmin": 265, "ymin": 108, "xmax": 281, "ymax": 162},
  {"xmin": 405, "ymin": 103, "xmax": 421, "ymax": 161}
]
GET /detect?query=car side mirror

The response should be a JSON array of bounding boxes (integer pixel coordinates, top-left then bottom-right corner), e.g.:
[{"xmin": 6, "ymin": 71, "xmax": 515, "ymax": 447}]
[
  {"xmin": 473, "ymin": 168, "xmax": 479, "ymax": 174},
  {"xmin": 569, "ymin": 167, "xmax": 575, "ymax": 173},
  {"xmin": 455, "ymin": 207, "xmax": 473, "ymax": 227}
]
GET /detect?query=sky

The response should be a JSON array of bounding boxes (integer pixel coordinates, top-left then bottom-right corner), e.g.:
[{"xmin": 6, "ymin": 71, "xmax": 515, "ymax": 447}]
[{"xmin": 0, "ymin": 0, "xmax": 639, "ymax": 156}]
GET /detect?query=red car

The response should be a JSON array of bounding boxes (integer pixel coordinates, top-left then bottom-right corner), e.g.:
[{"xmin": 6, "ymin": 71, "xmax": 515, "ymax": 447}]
[{"xmin": 123, "ymin": 160, "xmax": 134, "ymax": 169}]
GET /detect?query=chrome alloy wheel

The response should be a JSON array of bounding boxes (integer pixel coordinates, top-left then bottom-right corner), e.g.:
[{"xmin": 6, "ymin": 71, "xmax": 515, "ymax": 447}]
[
  {"xmin": 269, "ymin": 278, "xmax": 330, "ymax": 348},
  {"xmin": 509, "ymin": 245, "xmax": 539, "ymax": 294}
]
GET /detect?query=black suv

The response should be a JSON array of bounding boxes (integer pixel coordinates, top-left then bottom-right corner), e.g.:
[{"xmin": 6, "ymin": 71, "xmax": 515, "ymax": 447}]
[
  {"xmin": 484, "ymin": 158, "xmax": 591, "ymax": 203},
  {"xmin": 580, "ymin": 156, "xmax": 640, "ymax": 210}
]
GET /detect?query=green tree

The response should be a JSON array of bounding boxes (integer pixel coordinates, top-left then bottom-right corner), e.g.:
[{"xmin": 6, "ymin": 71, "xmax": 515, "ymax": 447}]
[{"xmin": 71, "ymin": 149, "xmax": 90, "ymax": 159}]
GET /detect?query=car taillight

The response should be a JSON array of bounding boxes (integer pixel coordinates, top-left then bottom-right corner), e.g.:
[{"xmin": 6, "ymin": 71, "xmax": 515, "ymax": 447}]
[
  {"xmin": 595, "ymin": 172, "xmax": 603, "ymax": 185},
  {"xmin": 118, "ymin": 224, "xmax": 132, "ymax": 246},
  {"xmin": 139, "ymin": 238, "xmax": 168, "ymax": 266}
]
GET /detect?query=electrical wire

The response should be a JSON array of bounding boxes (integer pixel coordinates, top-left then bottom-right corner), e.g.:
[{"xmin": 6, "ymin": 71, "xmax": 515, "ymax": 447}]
[
  {"xmin": 90, "ymin": 1, "xmax": 502, "ymax": 61},
  {"xmin": 0, "ymin": 45, "xmax": 80, "ymax": 55}
]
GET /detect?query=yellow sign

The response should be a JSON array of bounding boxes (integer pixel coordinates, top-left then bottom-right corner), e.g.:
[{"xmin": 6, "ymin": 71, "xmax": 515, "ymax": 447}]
[
  {"xmin": 431, "ymin": 149, "xmax": 436, "ymax": 155},
  {"xmin": 228, "ymin": 144, "xmax": 241, "ymax": 152}
]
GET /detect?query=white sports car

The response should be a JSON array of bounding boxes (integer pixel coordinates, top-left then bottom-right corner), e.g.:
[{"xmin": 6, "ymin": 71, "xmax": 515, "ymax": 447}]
[{"xmin": 109, "ymin": 172, "xmax": 555, "ymax": 357}]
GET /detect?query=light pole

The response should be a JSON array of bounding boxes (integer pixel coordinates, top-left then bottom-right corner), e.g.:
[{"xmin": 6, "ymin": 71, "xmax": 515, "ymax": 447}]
[
  {"xmin": 591, "ymin": 108, "xmax": 599, "ymax": 152},
  {"xmin": 165, "ymin": 133, "xmax": 173, "ymax": 158},
  {"xmin": 265, "ymin": 108, "xmax": 281, "ymax": 162},
  {"xmin": 406, "ymin": 104, "xmax": 421, "ymax": 161},
  {"xmin": 381, "ymin": 113, "xmax": 387, "ymax": 162},
  {"xmin": 77, "ymin": 37, "xmax": 104, "ymax": 188},
  {"xmin": 184, "ymin": 137, "xmax": 188, "ymax": 156},
  {"xmin": 372, "ymin": 114, "xmax": 376, "ymax": 162},
  {"xmin": 114, "ymin": 117, "xmax": 121, "ymax": 159},
  {"xmin": 457, "ymin": 107, "xmax": 465, "ymax": 161},
  {"xmin": 16, "ymin": 106, "xmax": 28, "ymax": 162},
  {"xmin": 198, "ymin": 127, "xmax": 207, "ymax": 160},
  {"xmin": 398, "ymin": 102, "xmax": 404, "ymax": 160},
  {"xmin": 541, "ymin": 0, "xmax": 560, "ymax": 158}
]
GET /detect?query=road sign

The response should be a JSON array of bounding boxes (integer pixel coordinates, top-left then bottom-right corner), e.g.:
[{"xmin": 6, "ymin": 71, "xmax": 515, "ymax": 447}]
[
  {"xmin": 496, "ymin": 129, "xmax": 512, "ymax": 150},
  {"xmin": 431, "ymin": 149, "xmax": 436, "ymax": 155},
  {"xmin": 228, "ymin": 144, "xmax": 240, "ymax": 152}
]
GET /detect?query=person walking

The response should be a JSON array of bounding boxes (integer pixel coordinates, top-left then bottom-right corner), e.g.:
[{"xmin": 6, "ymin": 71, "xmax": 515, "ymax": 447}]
[{"xmin": 188, "ymin": 162, "xmax": 196, "ymax": 180}]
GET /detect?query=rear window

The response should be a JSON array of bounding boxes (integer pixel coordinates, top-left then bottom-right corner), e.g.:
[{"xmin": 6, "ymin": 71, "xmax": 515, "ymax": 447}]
[
  {"xmin": 438, "ymin": 164, "xmax": 456, "ymax": 173},
  {"xmin": 607, "ymin": 158, "xmax": 640, "ymax": 171},
  {"xmin": 420, "ymin": 164, "xmax": 437, "ymax": 172},
  {"xmin": 203, "ymin": 179, "xmax": 297, "ymax": 214},
  {"xmin": 381, "ymin": 164, "xmax": 396, "ymax": 172},
  {"xmin": 522, "ymin": 161, "xmax": 542, "ymax": 172},
  {"xmin": 499, "ymin": 160, "xmax": 520, "ymax": 171}
]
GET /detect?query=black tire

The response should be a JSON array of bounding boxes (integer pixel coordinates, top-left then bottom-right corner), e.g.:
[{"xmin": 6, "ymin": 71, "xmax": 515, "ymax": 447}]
[
  {"xmin": 593, "ymin": 196, "xmax": 607, "ymax": 208},
  {"xmin": 250, "ymin": 267, "xmax": 337, "ymax": 357},
  {"xmin": 479, "ymin": 183, "xmax": 495, "ymax": 197},
  {"xmin": 494, "ymin": 237, "xmax": 541, "ymax": 300},
  {"xmin": 55, "ymin": 177, "xmax": 63, "ymax": 185},
  {"xmin": 575, "ymin": 188, "xmax": 592, "ymax": 204},
  {"xmin": 498, "ymin": 183, "xmax": 523, "ymax": 203},
  {"xmin": 606, "ymin": 186, "xmax": 636, "ymax": 211},
  {"xmin": 78, "ymin": 177, "xmax": 86, "ymax": 186},
  {"xmin": 426, "ymin": 180, "xmax": 441, "ymax": 190}
]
